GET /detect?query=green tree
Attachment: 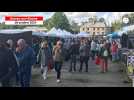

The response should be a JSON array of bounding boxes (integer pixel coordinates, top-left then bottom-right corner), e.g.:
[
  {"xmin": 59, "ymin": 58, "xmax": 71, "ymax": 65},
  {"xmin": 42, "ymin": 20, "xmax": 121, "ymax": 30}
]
[
  {"xmin": 99, "ymin": 18, "xmax": 105, "ymax": 22},
  {"xmin": 111, "ymin": 20, "xmax": 122, "ymax": 32},
  {"xmin": 43, "ymin": 19, "xmax": 52, "ymax": 30},
  {"xmin": 70, "ymin": 21, "xmax": 80, "ymax": 34},
  {"xmin": 47, "ymin": 12, "xmax": 71, "ymax": 32}
]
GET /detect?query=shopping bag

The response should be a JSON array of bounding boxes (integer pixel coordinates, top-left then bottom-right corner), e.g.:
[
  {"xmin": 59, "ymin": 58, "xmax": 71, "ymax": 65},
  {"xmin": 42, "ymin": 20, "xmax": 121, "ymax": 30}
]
[
  {"xmin": 95, "ymin": 56, "xmax": 100, "ymax": 65},
  {"xmin": 48, "ymin": 59, "xmax": 54, "ymax": 71}
]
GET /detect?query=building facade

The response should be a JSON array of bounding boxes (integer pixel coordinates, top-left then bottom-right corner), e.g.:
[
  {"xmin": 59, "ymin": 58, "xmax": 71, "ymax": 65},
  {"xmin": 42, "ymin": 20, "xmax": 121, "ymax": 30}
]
[{"xmin": 80, "ymin": 21, "xmax": 111, "ymax": 37}]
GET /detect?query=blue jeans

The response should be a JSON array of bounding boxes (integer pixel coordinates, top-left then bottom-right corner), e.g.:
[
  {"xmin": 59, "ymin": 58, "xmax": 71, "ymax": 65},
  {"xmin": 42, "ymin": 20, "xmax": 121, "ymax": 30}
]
[
  {"xmin": 19, "ymin": 67, "xmax": 32, "ymax": 87},
  {"xmin": 112, "ymin": 52, "xmax": 119, "ymax": 61},
  {"xmin": 54, "ymin": 62, "xmax": 62, "ymax": 79}
]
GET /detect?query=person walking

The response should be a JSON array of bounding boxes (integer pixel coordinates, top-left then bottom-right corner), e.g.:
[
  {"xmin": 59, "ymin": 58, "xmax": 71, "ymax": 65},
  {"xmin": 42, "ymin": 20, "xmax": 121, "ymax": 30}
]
[
  {"xmin": 111, "ymin": 40, "xmax": 119, "ymax": 62},
  {"xmin": 32, "ymin": 39, "xmax": 40, "ymax": 58},
  {"xmin": 6, "ymin": 39, "xmax": 14, "ymax": 51},
  {"xmin": 90, "ymin": 40, "xmax": 97, "ymax": 60},
  {"xmin": 79, "ymin": 39, "xmax": 90, "ymax": 72},
  {"xmin": 53, "ymin": 40, "xmax": 64, "ymax": 83},
  {"xmin": 37, "ymin": 41, "xmax": 53, "ymax": 80},
  {"xmin": 0, "ymin": 41, "xmax": 18, "ymax": 87},
  {"xmin": 96, "ymin": 41, "xmax": 101, "ymax": 57},
  {"xmin": 99, "ymin": 42, "xmax": 109, "ymax": 73},
  {"xmin": 15, "ymin": 39, "xmax": 36, "ymax": 87},
  {"xmin": 105, "ymin": 40, "xmax": 111, "ymax": 60},
  {"xmin": 69, "ymin": 41, "xmax": 77, "ymax": 72},
  {"xmin": 6, "ymin": 39, "xmax": 20, "ymax": 86}
]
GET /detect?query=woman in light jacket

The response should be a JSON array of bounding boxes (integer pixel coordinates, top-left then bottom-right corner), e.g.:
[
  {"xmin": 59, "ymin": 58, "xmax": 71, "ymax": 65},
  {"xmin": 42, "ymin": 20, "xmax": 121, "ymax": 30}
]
[
  {"xmin": 53, "ymin": 40, "xmax": 64, "ymax": 83},
  {"xmin": 37, "ymin": 41, "xmax": 52, "ymax": 80}
]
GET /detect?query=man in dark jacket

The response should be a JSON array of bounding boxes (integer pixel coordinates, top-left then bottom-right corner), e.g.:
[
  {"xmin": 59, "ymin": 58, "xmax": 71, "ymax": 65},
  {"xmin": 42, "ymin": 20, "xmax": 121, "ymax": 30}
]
[
  {"xmin": 15, "ymin": 39, "xmax": 36, "ymax": 87},
  {"xmin": 69, "ymin": 41, "xmax": 77, "ymax": 72},
  {"xmin": 79, "ymin": 39, "xmax": 90, "ymax": 72},
  {"xmin": 0, "ymin": 41, "xmax": 18, "ymax": 87}
]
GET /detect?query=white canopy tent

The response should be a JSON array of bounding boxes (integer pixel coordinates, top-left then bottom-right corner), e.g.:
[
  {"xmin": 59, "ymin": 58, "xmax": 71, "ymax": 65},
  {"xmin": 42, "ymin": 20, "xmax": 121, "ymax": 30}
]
[
  {"xmin": 22, "ymin": 29, "xmax": 47, "ymax": 37},
  {"xmin": 0, "ymin": 29, "xmax": 27, "ymax": 34},
  {"xmin": 46, "ymin": 27, "xmax": 60, "ymax": 37},
  {"xmin": 62, "ymin": 30, "xmax": 73, "ymax": 38},
  {"xmin": 24, "ymin": 26, "xmax": 48, "ymax": 32},
  {"xmin": 46, "ymin": 28, "xmax": 74, "ymax": 38},
  {"xmin": 32, "ymin": 32, "xmax": 47, "ymax": 37},
  {"xmin": 57, "ymin": 29, "xmax": 65, "ymax": 38},
  {"xmin": 0, "ymin": 29, "xmax": 48, "ymax": 37},
  {"xmin": 76, "ymin": 32, "xmax": 89, "ymax": 38}
]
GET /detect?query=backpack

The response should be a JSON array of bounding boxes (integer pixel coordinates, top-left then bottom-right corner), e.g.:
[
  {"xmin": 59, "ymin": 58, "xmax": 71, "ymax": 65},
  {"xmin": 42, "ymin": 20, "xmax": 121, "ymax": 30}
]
[{"xmin": 103, "ymin": 49, "xmax": 108, "ymax": 57}]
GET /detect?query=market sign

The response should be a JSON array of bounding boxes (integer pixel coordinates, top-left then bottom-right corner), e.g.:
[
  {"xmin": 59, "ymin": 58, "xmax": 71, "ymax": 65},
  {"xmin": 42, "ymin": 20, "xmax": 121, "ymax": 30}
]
[{"xmin": 4, "ymin": 16, "xmax": 44, "ymax": 25}]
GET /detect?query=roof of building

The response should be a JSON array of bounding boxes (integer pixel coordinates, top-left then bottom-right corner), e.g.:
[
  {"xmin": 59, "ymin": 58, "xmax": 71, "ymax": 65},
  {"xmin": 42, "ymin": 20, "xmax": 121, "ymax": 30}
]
[{"xmin": 81, "ymin": 22, "xmax": 107, "ymax": 28}]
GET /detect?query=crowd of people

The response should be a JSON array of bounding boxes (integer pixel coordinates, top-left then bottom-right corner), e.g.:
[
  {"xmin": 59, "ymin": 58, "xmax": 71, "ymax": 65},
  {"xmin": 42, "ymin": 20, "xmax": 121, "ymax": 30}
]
[
  {"xmin": 0, "ymin": 36, "xmax": 122, "ymax": 87},
  {"xmin": 0, "ymin": 39, "xmax": 36, "ymax": 87}
]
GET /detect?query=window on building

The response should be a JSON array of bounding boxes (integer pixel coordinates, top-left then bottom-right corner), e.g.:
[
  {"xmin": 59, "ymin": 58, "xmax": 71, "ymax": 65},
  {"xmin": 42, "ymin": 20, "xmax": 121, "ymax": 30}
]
[
  {"xmin": 102, "ymin": 32, "xmax": 104, "ymax": 35},
  {"xmin": 83, "ymin": 28, "xmax": 85, "ymax": 31},
  {"xmin": 87, "ymin": 27, "xmax": 89, "ymax": 30},
  {"xmin": 102, "ymin": 27, "xmax": 104, "ymax": 30},
  {"xmin": 97, "ymin": 28, "xmax": 99, "ymax": 30},
  {"xmin": 93, "ymin": 32, "xmax": 95, "ymax": 35},
  {"xmin": 93, "ymin": 28, "xmax": 95, "ymax": 30},
  {"xmin": 97, "ymin": 32, "xmax": 99, "ymax": 35}
]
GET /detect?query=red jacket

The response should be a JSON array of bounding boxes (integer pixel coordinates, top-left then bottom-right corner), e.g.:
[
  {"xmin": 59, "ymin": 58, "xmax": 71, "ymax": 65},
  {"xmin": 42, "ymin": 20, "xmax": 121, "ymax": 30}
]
[{"xmin": 111, "ymin": 44, "xmax": 118, "ymax": 53}]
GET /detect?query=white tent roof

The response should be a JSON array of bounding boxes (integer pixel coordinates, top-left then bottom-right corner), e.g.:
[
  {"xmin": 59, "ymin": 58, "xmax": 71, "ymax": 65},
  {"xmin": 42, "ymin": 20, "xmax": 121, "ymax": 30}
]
[
  {"xmin": 57, "ymin": 29, "xmax": 64, "ymax": 38},
  {"xmin": 46, "ymin": 28, "xmax": 74, "ymax": 38},
  {"xmin": 0, "ymin": 29, "xmax": 31, "ymax": 34},
  {"xmin": 24, "ymin": 26, "xmax": 48, "ymax": 31},
  {"xmin": 32, "ymin": 32, "xmax": 47, "ymax": 37},
  {"xmin": 61, "ymin": 29, "xmax": 74, "ymax": 38},
  {"xmin": 76, "ymin": 32, "xmax": 89, "ymax": 37},
  {"xmin": 46, "ymin": 27, "xmax": 59, "ymax": 37}
]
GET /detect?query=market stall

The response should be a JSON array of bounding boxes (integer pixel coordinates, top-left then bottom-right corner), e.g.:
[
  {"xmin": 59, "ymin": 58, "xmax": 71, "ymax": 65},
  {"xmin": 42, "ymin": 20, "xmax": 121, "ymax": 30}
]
[
  {"xmin": 0, "ymin": 29, "xmax": 32, "ymax": 46},
  {"xmin": 121, "ymin": 50, "xmax": 134, "ymax": 86},
  {"xmin": 120, "ymin": 33, "xmax": 134, "ymax": 86},
  {"xmin": 76, "ymin": 32, "xmax": 89, "ymax": 38}
]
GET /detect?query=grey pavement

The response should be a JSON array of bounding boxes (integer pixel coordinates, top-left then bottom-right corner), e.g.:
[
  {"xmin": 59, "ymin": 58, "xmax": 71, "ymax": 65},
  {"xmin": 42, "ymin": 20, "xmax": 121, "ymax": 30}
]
[{"xmin": 31, "ymin": 59, "xmax": 132, "ymax": 87}]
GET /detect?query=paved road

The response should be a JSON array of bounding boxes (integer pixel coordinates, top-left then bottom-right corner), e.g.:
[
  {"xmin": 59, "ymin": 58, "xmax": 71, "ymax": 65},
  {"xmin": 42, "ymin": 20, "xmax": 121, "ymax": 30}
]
[{"xmin": 31, "ymin": 59, "xmax": 132, "ymax": 87}]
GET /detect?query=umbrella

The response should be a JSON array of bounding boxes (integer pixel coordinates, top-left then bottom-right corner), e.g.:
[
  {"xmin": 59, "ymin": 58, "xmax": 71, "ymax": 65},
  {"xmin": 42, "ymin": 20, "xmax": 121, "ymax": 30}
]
[{"xmin": 111, "ymin": 32, "xmax": 120, "ymax": 39}]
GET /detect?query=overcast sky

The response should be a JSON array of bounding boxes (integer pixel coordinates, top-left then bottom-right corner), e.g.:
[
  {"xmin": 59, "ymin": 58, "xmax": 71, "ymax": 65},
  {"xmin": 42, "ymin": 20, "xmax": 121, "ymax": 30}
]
[{"xmin": 0, "ymin": 12, "xmax": 133, "ymax": 26}]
